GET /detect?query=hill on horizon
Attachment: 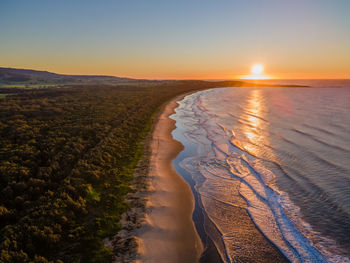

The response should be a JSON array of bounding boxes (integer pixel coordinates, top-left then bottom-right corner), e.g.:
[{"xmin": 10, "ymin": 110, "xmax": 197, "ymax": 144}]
[{"xmin": 0, "ymin": 67, "xmax": 136, "ymax": 87}]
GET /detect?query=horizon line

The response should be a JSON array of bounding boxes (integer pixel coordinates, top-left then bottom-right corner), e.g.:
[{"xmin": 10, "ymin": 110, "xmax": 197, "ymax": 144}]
[{"xmin": 1, "ymin": 66, "xmax": 350, "ymax": 81}]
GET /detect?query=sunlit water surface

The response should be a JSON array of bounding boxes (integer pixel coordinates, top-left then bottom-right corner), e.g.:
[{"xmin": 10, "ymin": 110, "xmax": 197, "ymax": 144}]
[{"xmin": 171, "ymin": 81, "xmax": 350, "ymax": 262}]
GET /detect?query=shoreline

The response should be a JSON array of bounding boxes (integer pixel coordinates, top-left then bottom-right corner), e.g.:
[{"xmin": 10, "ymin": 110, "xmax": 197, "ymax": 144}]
[
  {"xmin": 169, "ymin": 90, "xmax": 289, "ymax": 262},
  {"xmin": 107, "ymin": 89, "xmax": 289, "ymax": 262},
  {"xmin": 135, "ymin": 94, "xmax": 203, "ymax": 262}
]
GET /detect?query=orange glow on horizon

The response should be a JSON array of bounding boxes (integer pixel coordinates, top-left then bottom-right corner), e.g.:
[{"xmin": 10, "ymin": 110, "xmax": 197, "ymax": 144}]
[
  {"xmin": 3, "ymin": 64, "xmax": 350, "ymax": 80},
  {"xmin": 238, "ymin": 74, "xmax": 273, "ymax": 80},
  {"xmin": 237, "ymin": 63, "xmax": 273, "ymax": 80}
]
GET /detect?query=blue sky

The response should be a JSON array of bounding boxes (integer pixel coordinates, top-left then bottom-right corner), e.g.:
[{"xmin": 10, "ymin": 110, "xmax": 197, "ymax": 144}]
[{"xmin": 1, "ymin": 0, "xmax": 349, "ymax": 78}]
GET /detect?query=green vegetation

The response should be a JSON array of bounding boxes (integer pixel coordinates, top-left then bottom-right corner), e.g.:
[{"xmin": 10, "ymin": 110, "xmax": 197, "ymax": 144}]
[
  {"xmin": 0, "ymin": 82, "xmax": 229, "ymax": 262},
  {"xmin": 0, "ymin": 75, "xmax": 298, "ymax": 262}
]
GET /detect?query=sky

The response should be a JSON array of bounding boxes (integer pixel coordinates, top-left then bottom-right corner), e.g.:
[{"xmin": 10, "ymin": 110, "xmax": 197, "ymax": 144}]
[{"xmin": 1, "ymin": 0, "xmax": 350, "ymax": 79}]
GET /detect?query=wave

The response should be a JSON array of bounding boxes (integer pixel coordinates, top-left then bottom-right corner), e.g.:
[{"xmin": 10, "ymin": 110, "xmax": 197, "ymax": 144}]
[
  {"xmin": 290, "ymin": 128, "xmax": 350, "ymax": 153},
  {"xmin": 172, "ymin": 89, "xmax": 350, "ymax": 263},
  {"xmin": 302, "ymin": 123, "xmax": 339, "ymax": 137}
]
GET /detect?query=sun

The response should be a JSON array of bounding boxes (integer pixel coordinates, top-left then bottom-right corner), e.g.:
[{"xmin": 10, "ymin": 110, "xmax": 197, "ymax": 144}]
[
  {"xmin": 237, "ymin": 63, "xmax": 272, "ymax": 80},
  {"xmin": 251, "ymin": 64, "xmax": 264, "ymax": 75}
]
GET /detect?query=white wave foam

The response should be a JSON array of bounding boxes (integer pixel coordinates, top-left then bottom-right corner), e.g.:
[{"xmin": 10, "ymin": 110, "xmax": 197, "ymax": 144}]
[{"xmin": 171, "ymin": 89, "xmax": 350, "ymax": 263}]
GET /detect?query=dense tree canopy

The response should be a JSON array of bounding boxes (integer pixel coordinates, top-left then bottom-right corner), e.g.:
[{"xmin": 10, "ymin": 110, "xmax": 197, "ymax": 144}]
[{"xmin": 0, "ymin": 82, "xmax": 223, "ymax": 262}]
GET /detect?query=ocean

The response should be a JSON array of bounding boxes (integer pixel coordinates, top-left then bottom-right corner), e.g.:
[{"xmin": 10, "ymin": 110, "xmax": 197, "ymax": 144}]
[{"xmin": 171, "ymin": 80, "xmax": 350, "ymax": 262}]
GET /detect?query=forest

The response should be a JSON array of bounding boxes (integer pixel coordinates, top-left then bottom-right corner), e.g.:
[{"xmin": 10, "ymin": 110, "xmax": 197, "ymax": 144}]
[
  {"xmin": 0, "ymin": 78, "xmax": 291, "ymax": 262},
  {"xmin": 0, "ymin": 81, "xmax": 232, "ymax": 262}
]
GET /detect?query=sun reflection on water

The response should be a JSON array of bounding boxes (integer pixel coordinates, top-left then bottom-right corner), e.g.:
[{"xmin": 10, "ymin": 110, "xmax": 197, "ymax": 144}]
[{"xmin": 242, "ymin": 89, "xmax": 265, "ymax": 155}]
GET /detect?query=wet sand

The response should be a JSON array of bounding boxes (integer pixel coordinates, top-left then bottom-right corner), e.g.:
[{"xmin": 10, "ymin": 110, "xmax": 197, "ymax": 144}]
[
  {"xmin": 135, "ymin": 92, "xmax": 288, "ymax": 263},
  {"xmin": 136, "ymin": 96, "xmax": 203, "ymax": 263}
]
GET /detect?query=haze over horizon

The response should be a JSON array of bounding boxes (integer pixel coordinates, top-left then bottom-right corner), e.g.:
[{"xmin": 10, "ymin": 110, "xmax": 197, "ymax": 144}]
[{"xmin": 1, "ymin": 0, "xmax": 350, "ymax": 79}]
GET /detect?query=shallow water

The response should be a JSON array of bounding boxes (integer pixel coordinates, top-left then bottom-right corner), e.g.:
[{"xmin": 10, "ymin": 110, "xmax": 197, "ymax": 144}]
[{"xmin": 171, "ymin": 81, "xmax": 350, "ymax": 262}]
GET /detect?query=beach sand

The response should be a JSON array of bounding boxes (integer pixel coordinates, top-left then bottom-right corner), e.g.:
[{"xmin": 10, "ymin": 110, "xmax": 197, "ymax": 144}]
[
  {"xmin": 136, "ymin": 96, "xmax": 203, "ymax": 263},
  {"xmin": 135, "ymin": 92, "xmax": 288, "ymax": 263}
]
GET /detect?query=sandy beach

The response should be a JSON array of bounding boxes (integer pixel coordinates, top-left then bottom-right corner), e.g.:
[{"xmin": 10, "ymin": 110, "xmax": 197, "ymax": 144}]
[
  {"xmin": 133, "ymin": 92, "xmax": 289, "ymax": 263},
  {"xmin": 136, "ymin": 95, "xmax": 203, "ymax": 263}
]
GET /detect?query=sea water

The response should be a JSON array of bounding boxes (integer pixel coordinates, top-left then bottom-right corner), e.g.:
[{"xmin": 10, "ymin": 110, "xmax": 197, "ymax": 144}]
[{"xmin": 171, "ymin": 81, "xmax": 350, "ymax": 262}]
